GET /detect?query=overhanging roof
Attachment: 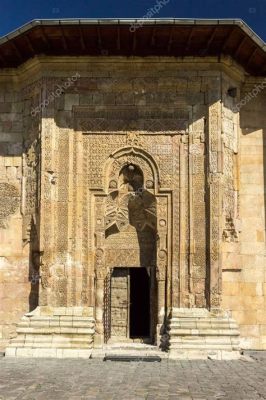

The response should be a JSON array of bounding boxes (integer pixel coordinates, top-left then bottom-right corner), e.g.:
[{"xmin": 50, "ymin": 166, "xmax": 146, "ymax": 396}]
[{"xmin": 0, "ymin": 18, "xmax": 266, "ymax": 75}]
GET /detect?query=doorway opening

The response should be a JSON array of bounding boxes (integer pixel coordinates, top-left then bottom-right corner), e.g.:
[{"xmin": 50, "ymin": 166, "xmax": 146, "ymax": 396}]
[
  {"xmin": 109, "ymin": 267, "xmax": 151, "ymax": 341},
  {"xmin": 130, "ymin": 267, "xmax": 150, "ymax": 338}
]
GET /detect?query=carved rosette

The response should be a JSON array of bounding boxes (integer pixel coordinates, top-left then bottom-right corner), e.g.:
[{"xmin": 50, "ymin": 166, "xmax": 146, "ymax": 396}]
[{"xmin": 126, "ymin": 131, "xmax": 143, "ymax": 147}]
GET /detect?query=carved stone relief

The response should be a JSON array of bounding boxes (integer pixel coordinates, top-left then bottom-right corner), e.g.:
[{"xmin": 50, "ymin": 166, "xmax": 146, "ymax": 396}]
[
  {"xmin": 22, "ymin": 138, "xmax": 40, "ymax": 243},
  {"xmin": 74, "ymin": 106, "xmax": 188, "ymax": 133},
  {"xmin": 222, "ymin": 216, "xmax": 240, "ymax": 242},
  {"xmin": 208, "ymin": 100, "xmax": 222, "ymax": 308},
  {"xmin": 0, "ymin": 183, "xmax": 20, "ymax": 229}
]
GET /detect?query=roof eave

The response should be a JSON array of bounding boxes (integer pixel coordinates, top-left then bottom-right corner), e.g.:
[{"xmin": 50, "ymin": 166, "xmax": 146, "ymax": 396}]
[{"xmin": 1, "ymin": 18, "xmax": 265, "ymax": 52}]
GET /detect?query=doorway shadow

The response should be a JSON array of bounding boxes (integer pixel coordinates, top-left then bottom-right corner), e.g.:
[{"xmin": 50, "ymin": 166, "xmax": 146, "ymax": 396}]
[{"xmin": 130, "ymin": 267, "xmax": 150, "ymax": 338}]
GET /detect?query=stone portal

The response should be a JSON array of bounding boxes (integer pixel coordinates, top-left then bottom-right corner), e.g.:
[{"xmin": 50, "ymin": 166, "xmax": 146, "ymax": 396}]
[{"xmin": 6, "ymin": 45, "xmax": 261, "ymax": 357}]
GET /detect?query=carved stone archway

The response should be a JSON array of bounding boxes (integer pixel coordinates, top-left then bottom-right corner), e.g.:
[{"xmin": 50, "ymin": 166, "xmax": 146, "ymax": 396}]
[{"xmin": 93, "ymin": 146, "xmax": 171, "ymax": 345}]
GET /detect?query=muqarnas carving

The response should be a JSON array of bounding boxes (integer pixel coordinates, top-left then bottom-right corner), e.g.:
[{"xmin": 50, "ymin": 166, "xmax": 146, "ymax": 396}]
[{"xmin": 105, "ymin": 164, "xmax": 157, "ymax": 267}]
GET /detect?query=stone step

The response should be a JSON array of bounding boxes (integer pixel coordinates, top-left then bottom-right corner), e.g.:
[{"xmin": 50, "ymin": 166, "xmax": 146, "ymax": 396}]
[
  {"xmin": 16, "ymin": 327, "xmax": 95, "ymax": 334},
  {"xmin": 169, "ymin": 318, "xmax": 237, "ymax": 324},
  {"xmin": 168, "ymin": 328, "xmax": 240, "ymax": 336},
  {"xmin": 104, "ymin": 348, "xmax": 162, "ymax": 354},
  {"xmin": 169, "ymin": 324, "xmax": 240, "ymax": 332},
  {"xmin": 19, "ymin": 316, "xmax": 94, "ymax": 322},
  {"xmin": 8, "ymin": 342, "xmax": 93, "ymax": 349},
  {"xmin": 169, "ymin": 337, "xmax": 239, "ymax": 347},
  {"xmin": 18, "ymin": 321, "xmax": 95, "ymax": 329},
  {"xmin": 170, "ymin": 344, "xmax": 234, "ymax": 350},
  {"xmin": 104, "ymin": 354, "xmax": 161, "ymax": 362},
  {"xmin": 168, "ymin": 308, "xmax": 240, "ymax": 359},
  {"xmin": 92, "ymin": 347, "xmax": 168, "ymax": 360},
  {"xmin": 169, "ymin": 324, "xmax": 238, "ymax": 330},
  {"xmin": 103, "ymin": 348, "xmax": 161, "ymax": 353},
  {"xmin": 12, "ymin": 334, "xmax": 94, "ymax": 340},
  {"xmin": 9, "ymin": 336, "xmax": 94, "ymax": 344},
  {"xmin": 170, "ymin": 317, "xmax": 232, "ymax": 323},
  {"xmin": 170, "ymin": 336, "xmax": 240, "ymax": 344},
  {"xmin": 5, "ymin": 347, "xmax": 93, "ymax": 358},
  {"xmin": 6, "ymin": 307, "xmax": 96, "ymax": 358},
  {"xmin": 104, "ymin": 342, "xmax": 157, "ymax": 350}
]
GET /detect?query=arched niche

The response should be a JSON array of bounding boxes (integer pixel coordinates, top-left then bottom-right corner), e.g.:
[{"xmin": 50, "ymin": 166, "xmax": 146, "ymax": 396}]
[{"xmin": 103, "ymin": 146, "xmax": 160, "ymax": 195}]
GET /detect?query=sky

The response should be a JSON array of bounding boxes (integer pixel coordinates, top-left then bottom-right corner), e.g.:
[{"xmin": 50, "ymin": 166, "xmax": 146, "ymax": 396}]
[{"xmin": 0, "ymin": 0, "xmax": 266, "ymax": 41}]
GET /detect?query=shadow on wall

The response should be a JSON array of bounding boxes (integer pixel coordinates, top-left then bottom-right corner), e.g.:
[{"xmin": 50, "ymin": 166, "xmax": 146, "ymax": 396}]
[{"xmin": 28, "ymin": 218, "xmax": 41, "ymax": 312}]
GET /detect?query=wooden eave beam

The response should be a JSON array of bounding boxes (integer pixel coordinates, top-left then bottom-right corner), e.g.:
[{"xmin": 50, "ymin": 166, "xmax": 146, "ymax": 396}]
[
  {"xmin": 0, "ymin": 50, "xmax": 5, "ymax": 66},
  {"xmin": 96, "ymin": 26, "xmax": 102, "ymax": 51},
  {"xmin": 234, "ymin": 35, "xmax": 248, "ymax": 58},
  {"xmin": 221, "ymin": 27, "xmax": 236, "ymax": 52},
  {"xmin": 246, "ymin": 46, "xmax": 258, "ymax": 67},
  {"xmin": 150, "ymin": 27, "xmax": 156, "ymax": 47},
  {"xmin": 10, "ymin": 40, "xmax": 23, "ymax": 61},
  {"xmin": 204, "ymin": 26, "xmax": 218, "ymax": 53},
  {"xmin": 40, "ymin": 27, "xmax": 51, "ymax": 50},
  {"xmin": 79, "ymin": 26, "xmax": 86, "ymax": 50},
  {"xmin": 167, "ymin": 26, "xmax": 174, "ymax": 52},
  {"xmin": 116, "ymin": 25, "xmax": 121, "ymax": 51},
  {"xmin": 132, "ymin": 29, "xmax": 137, "ymax": 52},
  {"xmin": 60, "ymin": 27, "xmax": 68, "ymax": 51},
  {"xmin": 25, "ymin": 34, "xmax": 35, "ymax": 55},
  {"xmin": 185, "ymin": 27, "xmax": 194, "ymax": 52}
]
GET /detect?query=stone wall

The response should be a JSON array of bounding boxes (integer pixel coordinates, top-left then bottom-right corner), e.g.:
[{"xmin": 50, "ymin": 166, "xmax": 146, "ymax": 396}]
[
  {"xmin": 0, "ymin": 74, "xmax": 42, "ymax": 348},
  {"xmin": 0, "ymin": 81, "xmax": 26, "ymax": 347},
  {"xmin": 222, "ymin": 83, "xmax": 266, "ymax": 349}
]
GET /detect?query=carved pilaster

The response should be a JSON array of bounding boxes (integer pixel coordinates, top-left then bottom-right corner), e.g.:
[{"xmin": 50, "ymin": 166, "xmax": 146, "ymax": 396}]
[
  {"xmin": 178, "ymin": 135, "xmax": 189, "ymax": 307},
  {"xmin": 189, "ymin": 111, "xmax": 207, "ymax": 308},
  {"xmin": 171, "ymin": 135, "xmax": 180, "ymax": 308},
  {"xmin": 207, "ymin": 98, "xmax": 223, "ymax": 309},
  {"xmin": 39, "ymin": 116, "xmax": 55, "ymax": 306}
]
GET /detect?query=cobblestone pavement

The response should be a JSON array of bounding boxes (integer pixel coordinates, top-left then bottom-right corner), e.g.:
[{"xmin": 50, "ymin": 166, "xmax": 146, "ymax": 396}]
[{"xmin": 0, "ymin": 354, "xmax": 265, "ymax": 400}]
